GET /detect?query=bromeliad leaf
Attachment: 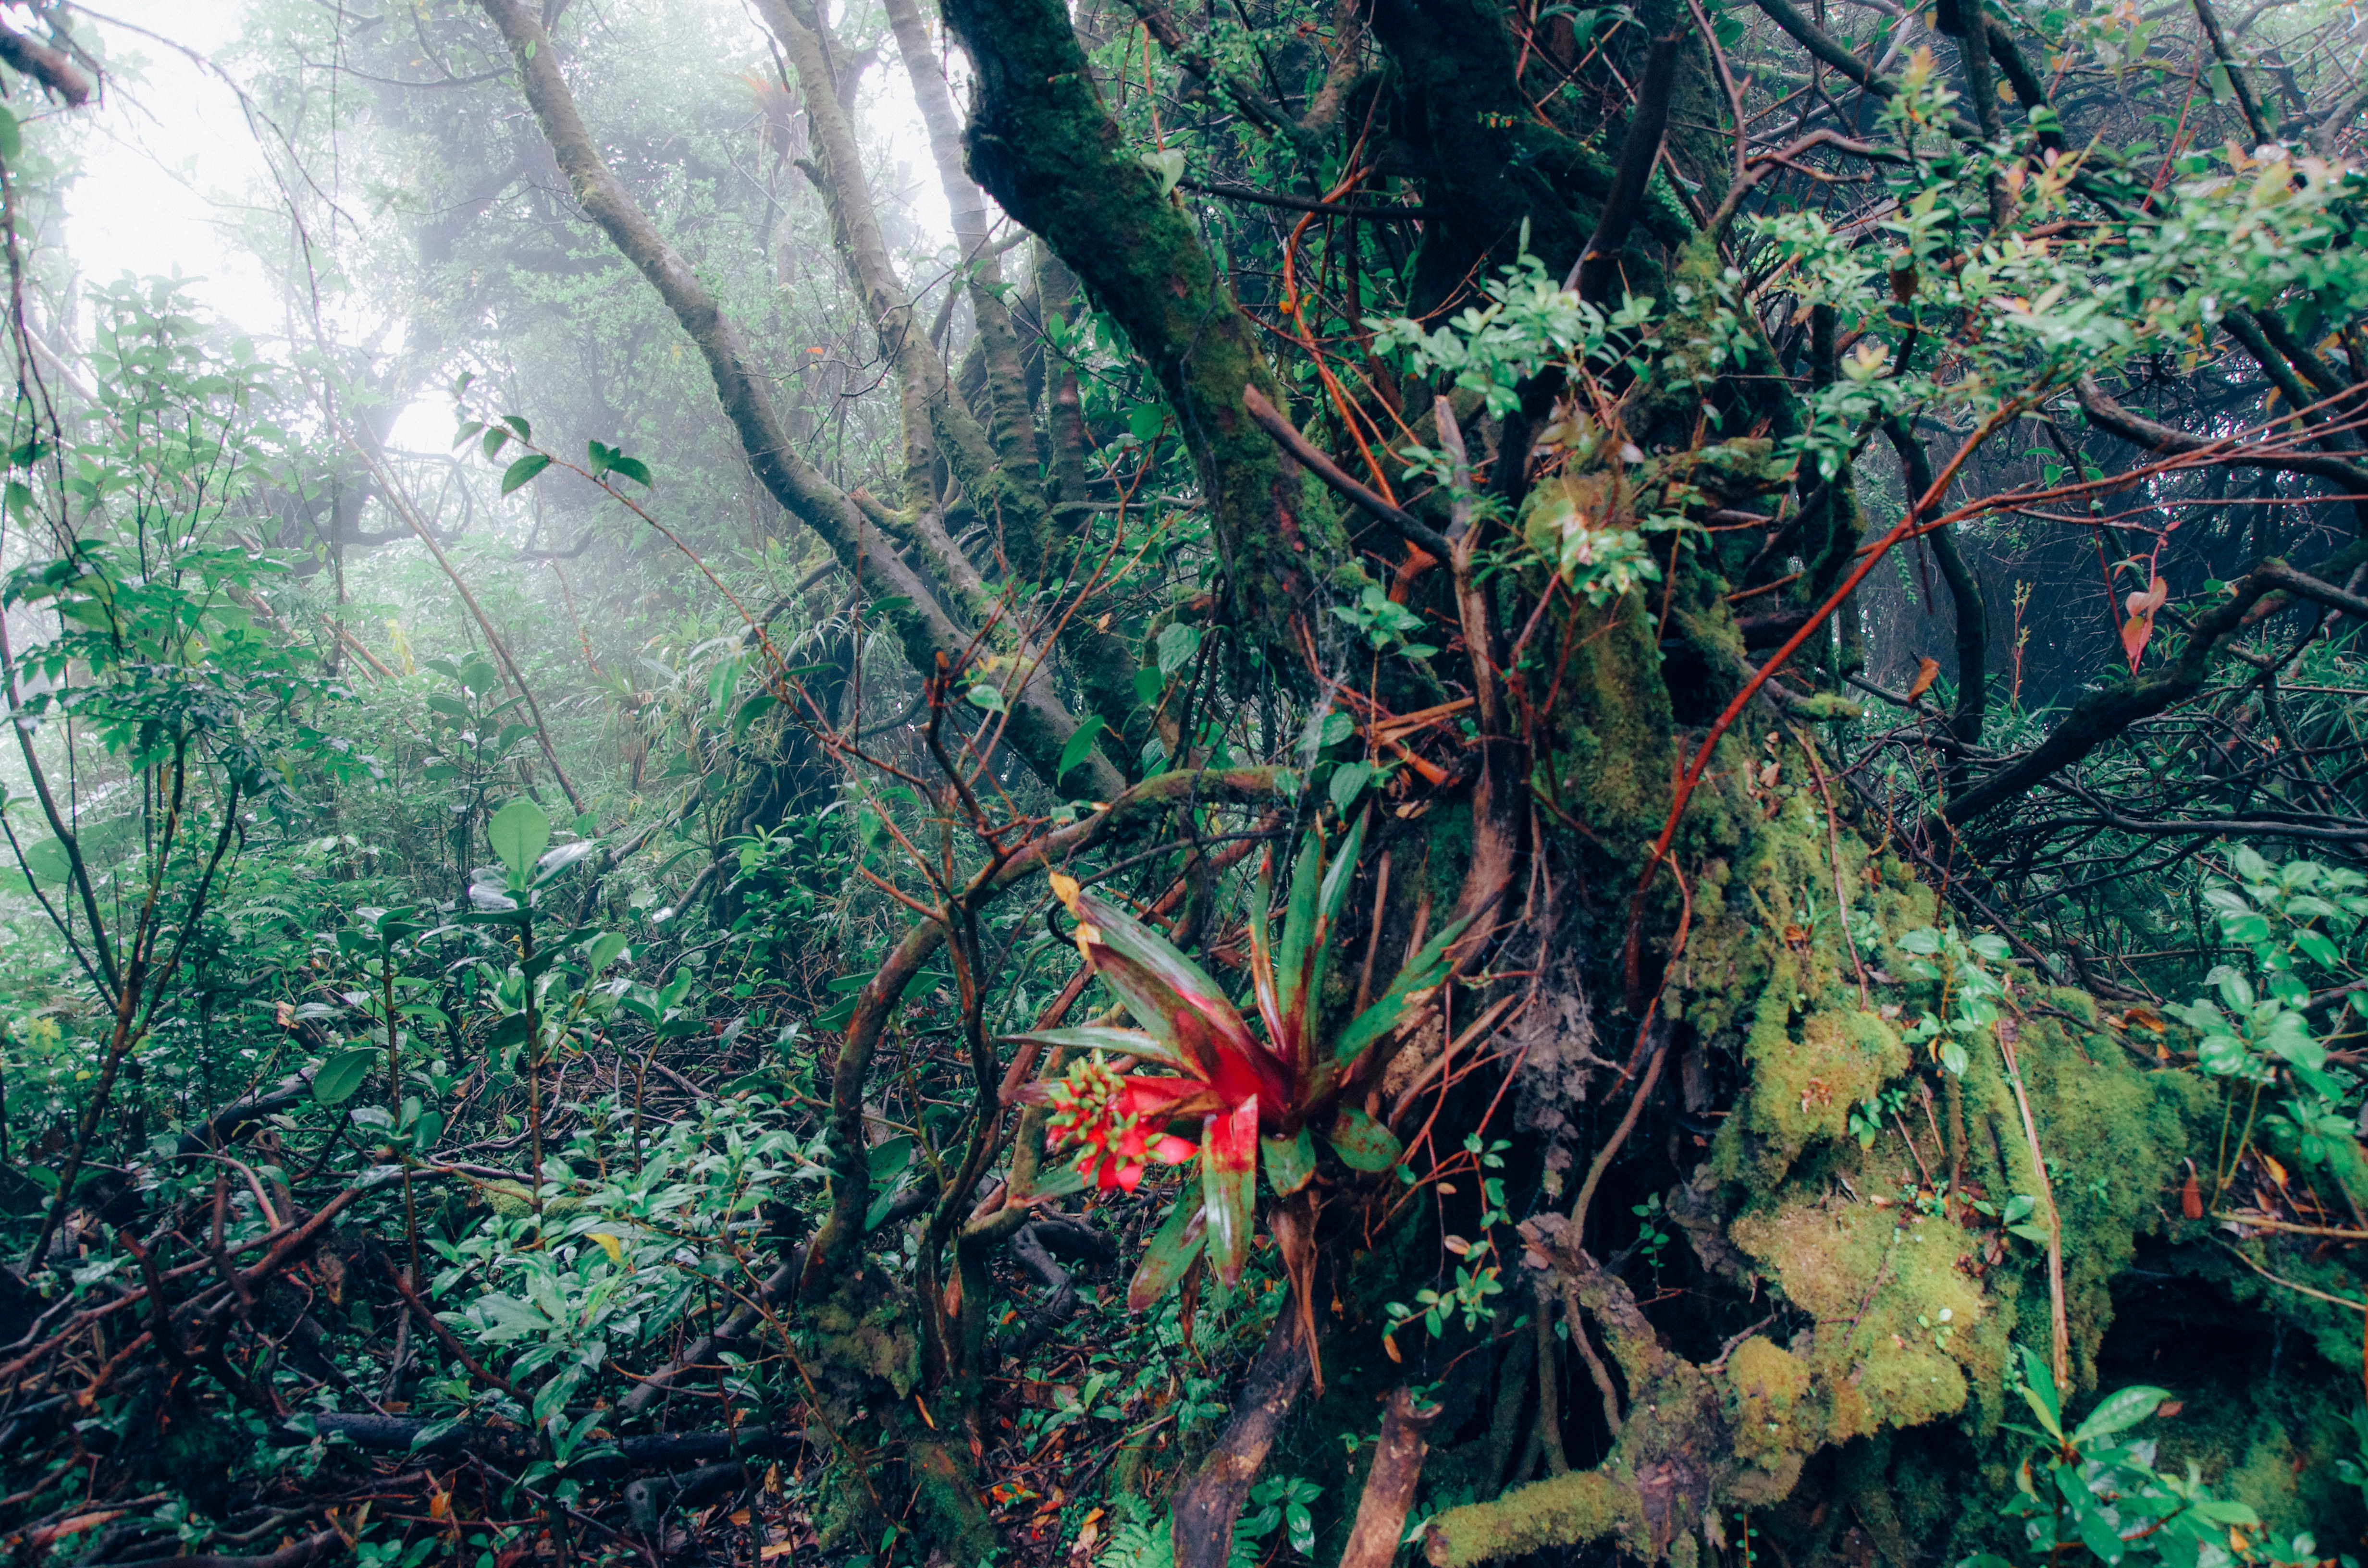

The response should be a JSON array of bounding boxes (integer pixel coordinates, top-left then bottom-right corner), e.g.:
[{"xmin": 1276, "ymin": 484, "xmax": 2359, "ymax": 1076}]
[
  {"xmin": 1000, "ymin": 1025, "xmax": 1191, "ymax": 1072},
  {"xmin": 1050, "ymin": 872, "xmax": 1273, "ymax": 1089},
  {"xmin": 1261, "ymin": 1126, "xmax": 1316, "ymax": 1195},
  {"xmin": 1203, "ymin": 1101, "xmax": 1258, "ymax": 1284},
  {"xmin": 1128, "ymin": 1190, "xmax": 1209, "ymax": 1310},
  {"xmin": 1275, "ymin": 825, "xmax": 1327, "ymax": 1049},
  {"xmin": 1333, "ymin": 914, "xmax": 1474, "ymax": 1067},
  {"xmin": 1325, "ymin": 1105, "xmax": 1404, "ymax": 1172}
]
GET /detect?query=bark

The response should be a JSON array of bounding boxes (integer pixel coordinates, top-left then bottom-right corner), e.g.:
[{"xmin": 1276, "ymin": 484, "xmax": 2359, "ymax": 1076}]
[
  {"xmin": 771, "ymin": 0, "xmax": 1151, "ymax": 776},
  {"xmin": 939, "ymin": 0, "xmax": 1347, "ymax": 642},
  {"xmin": 1340, "ymin": 1387, "xmax": 1444, "ymax": 1568},
  {"xmin": 0, "ymin": 20, "xmax": 92, "ymax": 105},
  {"xmin": 1169, "ymin": 1289, "xmax": 1317, "ymax": 1568},
  {"xmin": 1568, "ymin": 37, "xmax": 1682, "ymax": 303}
]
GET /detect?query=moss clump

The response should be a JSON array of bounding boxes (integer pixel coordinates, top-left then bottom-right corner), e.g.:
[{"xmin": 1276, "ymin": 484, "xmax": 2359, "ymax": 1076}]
[
  {"xmin": 1730, "ymin": 1198, "xmax": 1990, "ymax": 1447},
  {"xmin": 1724, "ymin": 1335, "xmax": 1812, "ymax": 1474},
  {"xmin": 1732, "ymin": 976, "xmax": 1908, "ymax": 1169},
  {"xmin": 483, "ymin": 1181, "xmax": 583, "ymax": 1221},
  {"xmin": 1423, "ymin": 1469, "xmax": 1647, "ymax": 1568},
  {"xmin": 805, "ymin": 1269, "xmax": 923, "ymax": 1399}
]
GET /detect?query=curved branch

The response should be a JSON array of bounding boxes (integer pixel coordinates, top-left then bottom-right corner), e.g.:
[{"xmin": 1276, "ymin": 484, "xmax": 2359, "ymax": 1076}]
[
  {"xmin": 1241, "ymin": 387, "xmax": 1453, "ymax": 559},
  {"xmin": 1936, "ymin": 551, "xmax": 2359, "ymax": 826},
  {"xmin": 2074, "ymin": 373, "xmax": 2368, "ymax": 492},
  {"xmin": 472, "ymin": 0, "xmax": 1119, "ymax": 800},
  {"xmin": 1566, "ymin": 37, "xmax": 1680, "ymax": 302},
  {"xmin": 0, "ymin": 21, "xmax": 92, "ymax": 105},
  {"xmin": 940, "ymin": 0, "xmax": 1344, "ymax": 643}
]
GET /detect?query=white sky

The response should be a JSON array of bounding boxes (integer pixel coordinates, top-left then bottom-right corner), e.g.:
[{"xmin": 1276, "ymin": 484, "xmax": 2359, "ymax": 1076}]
[
  {"xmin": 61, "ymin": 0, "xmax": 283, "ymax": 334},
  {"xmin": 54, "ymin": 0, "xmax": 951, "ymax": 355}
]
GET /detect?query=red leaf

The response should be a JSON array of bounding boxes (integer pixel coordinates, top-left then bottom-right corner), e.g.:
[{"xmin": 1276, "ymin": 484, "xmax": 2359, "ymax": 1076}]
[
  {"xmin": 1052, "ymin": 873, "xmax": 1281, "ymax": 1104},
  {"xmin": 1202, "ymin": 1101, "xmax": 1259, "ymax": 1284},
  {"xmin": 2120, "ymin": 575, "xmax": 2168, "ymax": 670}
]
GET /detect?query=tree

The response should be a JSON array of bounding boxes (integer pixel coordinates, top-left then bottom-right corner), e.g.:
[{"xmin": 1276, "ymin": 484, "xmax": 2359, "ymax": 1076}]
[{"xmin": 4, "ymin": 0, "xmax": 2366, "ymax": 1563}]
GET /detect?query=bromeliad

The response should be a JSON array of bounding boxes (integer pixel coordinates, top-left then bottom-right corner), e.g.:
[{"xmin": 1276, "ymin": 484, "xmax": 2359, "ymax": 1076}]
[{"xmin": 1012, "ymin": 820, "xmax": 1470, "ymax": 1311}]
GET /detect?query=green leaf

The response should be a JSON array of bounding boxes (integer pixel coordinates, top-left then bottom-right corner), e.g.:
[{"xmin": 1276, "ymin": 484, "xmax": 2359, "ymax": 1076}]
[
  {"xmin": 532, "ymin": 840, "xmax": 598, "ymax": 886},
  {"xmin": 1029, "ymin": 1160, "xmax": 1089, "ymax": 1201},
  {"xmin": 313, "ymin": 1046, "xmax": 381, "ymax": 1105},
  {"xmin": 867, "ymin": 1135, "xmax": 915, "ymax": 1186},
  {"xmin": 2075, "ymin": 1503, "xmax": 2126, "ymax": 1564},
  {"xmin": 482, "ymin": 426, "xmax": 510, "ymax": 461},
  {"xmin": 706, "ymin": 653, "xmax": 742, "ymax": 715},
  {"xmin": 19, "ymin": 836, "xmax": 72, "ymax": 887},
  {"xmin": 733, "ymin": 691, "xmax": 779, "ymax": 736},
  {"xmin": 999, "ymin": 1025, "xmax": 1187, "ymax": 1072},
  {"xmin": 586, "ymin": 931, "xmax": 629, "ymax": 972},
  {"xmin": 1329, "ymin": 760, "xmax": 1375, "ymax": 811},
  {"xmin": 0, "ymin": 107, "xmax": 22, "ymax": 162},
  {"xmin": 608, "ymin": 455, "xmax": 652, "ymax": 487},
  {"xmin": 2293, "ymin": 928, "xmax": 2340, "ymax": 968},
  {"xmin": 1057, "ymin": 715, "xmax": 1108, "ymax": 789},
  {"xmin": 1324, "ymin": 1106, "xmax": 1404, "ymax": 1172},
  {"xmin": 1277, "ymin": 828, "xmax": 1327, "ymax": 1045},
  {"xmin": 1333, "ymin": 914, "xmax": 1473, "ymax": 1067},
  {"xmin": 1127, "ymin": 1193, "xmax": 1209, "ymax": 1310},
  {"xmin": 1156, "ymin": 622, "xmax": 1201, "ymax": 677},
  {"xmin": 1261, "ymin": 1127, "xmax": 1316, "ymax": 1195},
  {"xmin": 967, "ymin": 682, "xmax": 1007, "ymax": 715},
  {"xmin": 2017, "ymin": 1345, "xmax": 2063, "ymax": 1439},
  {"xmin": 1141, "ymin": 147, "xmax": 1187, "ymax": 195},
  {"xmin": 487, "ymin": 797, "xmax": 551, "ymax": 886},
  {"xmin": 501, "ymin": 453, "xmax": 552, "ymax": 496},
  {"xmin": 2072, "ymin": 1384, "xmax": 2170, "ymax": 1446}
]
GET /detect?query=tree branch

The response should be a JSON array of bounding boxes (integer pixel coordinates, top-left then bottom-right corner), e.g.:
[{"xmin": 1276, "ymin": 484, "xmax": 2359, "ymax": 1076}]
[{"xmin": 473, "ymin": 0, "xmax": 1120, "ymax": 799}]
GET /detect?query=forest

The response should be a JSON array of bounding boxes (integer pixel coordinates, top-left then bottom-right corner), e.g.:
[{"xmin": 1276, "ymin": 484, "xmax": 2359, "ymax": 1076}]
[{"xmin": 0, "ymin": 0, "xmax": 2365, "ymax": 1563}]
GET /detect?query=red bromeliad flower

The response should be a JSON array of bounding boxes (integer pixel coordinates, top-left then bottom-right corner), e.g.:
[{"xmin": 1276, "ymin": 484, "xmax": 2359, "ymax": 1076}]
[
  {"xmin": 1010, "ymin": 826, "xmax": 1469, "ymax": 1311},
  {"xmin": 1042, "ymin": 1054, "xmax": 1198, "ymax": 1194}
]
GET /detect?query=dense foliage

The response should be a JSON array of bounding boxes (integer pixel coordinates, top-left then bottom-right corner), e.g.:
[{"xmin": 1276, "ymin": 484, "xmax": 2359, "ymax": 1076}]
[{"xmin": 0, "ymin": 0, "xmax": 2366, "ymax": 1565}]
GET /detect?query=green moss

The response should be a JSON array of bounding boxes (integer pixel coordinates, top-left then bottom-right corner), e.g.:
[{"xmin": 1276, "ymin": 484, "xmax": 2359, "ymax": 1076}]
[
  {"xmin": 1525, "ymin": 584, "xmax": 1678, "ymax": 849},
  {"xmin": 1725, "ymin": 1336, "xmax": 1812, "ymax": 1473},
  {"xmin": 1731, "ymin": 1198, "xmax": 1989, "ymax": 1447},
  {"xmin": 484, "ymin": 1181, "xmax": 583, "ymax": 1221},
  {"xmin": 1423, "ymin": 1469, "xmax": 1648, "ymax": 1567}
]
